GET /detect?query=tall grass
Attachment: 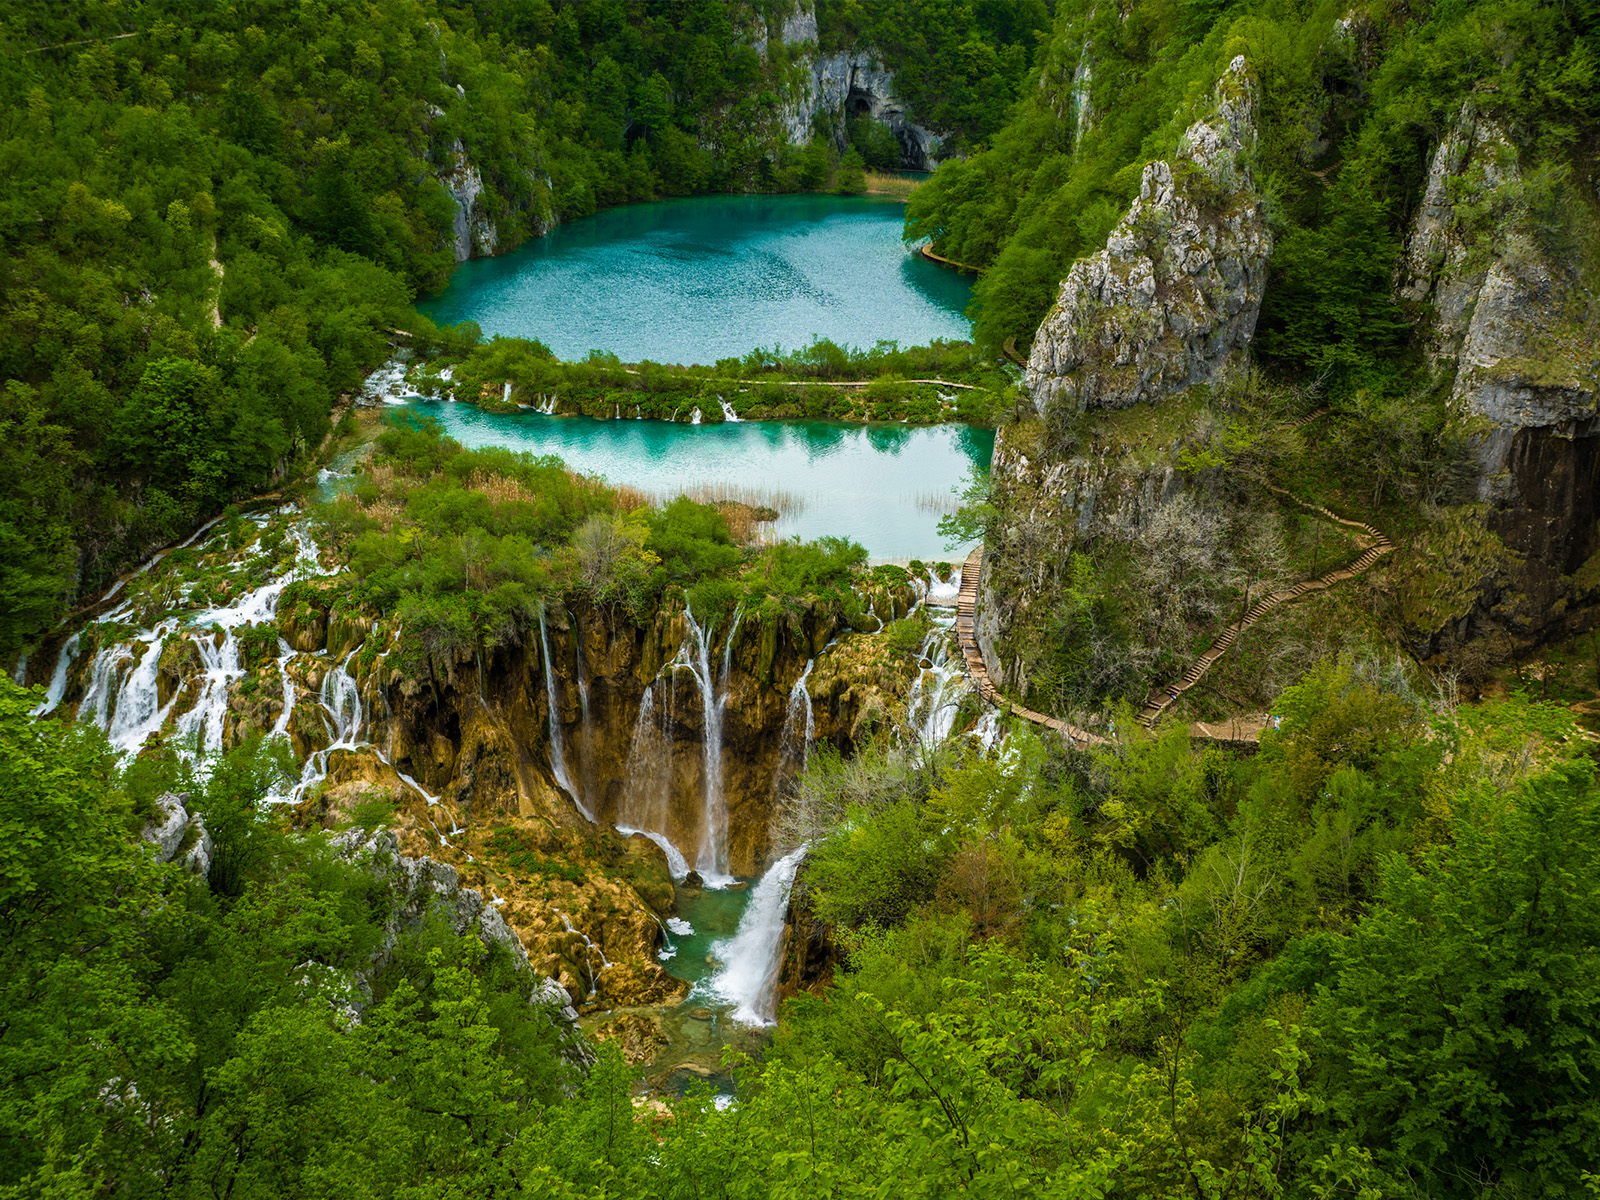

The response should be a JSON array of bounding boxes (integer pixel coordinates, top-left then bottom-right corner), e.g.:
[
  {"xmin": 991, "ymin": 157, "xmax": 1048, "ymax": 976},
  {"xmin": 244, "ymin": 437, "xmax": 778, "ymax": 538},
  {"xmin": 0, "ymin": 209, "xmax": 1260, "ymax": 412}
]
[{"xmin": 641, "ymin": 482, "xmax": 803, "ymax": 517}]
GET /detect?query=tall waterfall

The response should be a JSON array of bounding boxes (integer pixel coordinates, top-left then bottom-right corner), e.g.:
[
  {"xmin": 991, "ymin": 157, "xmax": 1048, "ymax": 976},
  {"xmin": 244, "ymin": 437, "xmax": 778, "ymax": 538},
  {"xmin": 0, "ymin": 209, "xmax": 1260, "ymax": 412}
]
[
  {"xmin": 32, "ymin": 632, "xmax": 80, "ymax": 716},
  {"xmin": 707, "ymin": 845, "xmax": 808, "ymax": 1025},
  {"xmin": 539, "ymin": 610, "xmax": 591, "ymax": 820},
  {"xmin": 776, "ymin": 658, "xmax": 816, "ymax": 781},
  {"xmin": 615, "ymin": 681, "xmax": 694, "ymax": 878},
  {"xmin": 678, "ymin": 603, "xmax": 741, "ymax": 878}
]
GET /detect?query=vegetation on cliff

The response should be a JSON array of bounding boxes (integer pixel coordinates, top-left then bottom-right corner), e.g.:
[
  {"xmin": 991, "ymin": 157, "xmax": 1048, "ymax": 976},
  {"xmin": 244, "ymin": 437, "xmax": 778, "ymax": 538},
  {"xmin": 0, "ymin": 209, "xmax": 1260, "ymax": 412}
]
[
  {"xmin": 908, "ymin": 0, "xmax": 1599, "ymax": 370},
  {"xmin": 8, "ymin": 658, "xmax": 1597, "ymax": 1196},
  {"xmin": 0, "ymin": 0, "xmax": 1030, "ymax": 659}
]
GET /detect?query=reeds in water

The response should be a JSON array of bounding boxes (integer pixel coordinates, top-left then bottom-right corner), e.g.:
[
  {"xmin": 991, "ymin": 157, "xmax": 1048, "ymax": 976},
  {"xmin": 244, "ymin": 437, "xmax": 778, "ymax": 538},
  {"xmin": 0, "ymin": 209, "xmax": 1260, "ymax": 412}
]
[
  {"xmin": 640, "ymin": 482, "xmax": 803, "ymax": 518},
  {"xmin": 911, "ymin": 488, "xmax": 958, "ymax": 515}
]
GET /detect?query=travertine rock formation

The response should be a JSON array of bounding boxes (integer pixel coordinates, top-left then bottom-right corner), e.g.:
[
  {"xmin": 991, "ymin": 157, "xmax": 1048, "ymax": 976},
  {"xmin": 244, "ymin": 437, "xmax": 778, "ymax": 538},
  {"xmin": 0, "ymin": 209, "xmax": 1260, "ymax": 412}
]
[{"xmin": 1025, "ymin": 57, "xmax": 1271, "ymax": 418}]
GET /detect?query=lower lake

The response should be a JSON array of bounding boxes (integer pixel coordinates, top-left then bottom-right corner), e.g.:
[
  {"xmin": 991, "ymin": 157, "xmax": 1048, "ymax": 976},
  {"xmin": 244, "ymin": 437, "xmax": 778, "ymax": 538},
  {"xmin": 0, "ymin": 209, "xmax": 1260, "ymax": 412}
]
[
  {"xmin": 402, "ymin": 400, "xmax": 992, "ymax": 561},
  {"xmin": 416, "ymin": 194, "xmax": 973, "ymax": 364}
]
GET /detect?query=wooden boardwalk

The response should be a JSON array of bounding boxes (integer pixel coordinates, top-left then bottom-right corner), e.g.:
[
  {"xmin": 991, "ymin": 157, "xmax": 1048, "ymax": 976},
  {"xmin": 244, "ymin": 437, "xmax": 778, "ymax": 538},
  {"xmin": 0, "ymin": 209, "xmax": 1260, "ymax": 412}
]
[
  {"xmin": 952, "ymin": 489, "xmax": 1396, "ymax": 747},
  {"xmin": 1136, "ymin": 492, "xmax": 1394, "ymax": 727},
  {"xmin": 955, "ymin": 548, "xmax": 1107, "ymax": 748},
  {"xmin": 918, "ymin": 244, "xmax": 985, "ymax": 274}
]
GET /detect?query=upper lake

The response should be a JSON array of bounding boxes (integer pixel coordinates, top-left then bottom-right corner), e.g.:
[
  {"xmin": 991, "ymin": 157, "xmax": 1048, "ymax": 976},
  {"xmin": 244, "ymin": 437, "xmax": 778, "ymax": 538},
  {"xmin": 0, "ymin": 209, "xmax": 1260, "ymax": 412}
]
[{"xmin": 416, "ymin": 194, "xmax": 973, "ymax": 364}]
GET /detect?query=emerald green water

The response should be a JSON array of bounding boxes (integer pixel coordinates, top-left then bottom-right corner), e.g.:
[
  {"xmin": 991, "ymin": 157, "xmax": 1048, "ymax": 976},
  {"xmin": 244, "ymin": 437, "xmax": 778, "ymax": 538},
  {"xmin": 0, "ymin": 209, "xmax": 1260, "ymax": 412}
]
[
  {"xmin": 417, "ymin": 194, "xmax": 973, "ymax": 364},
  {"xmin": 405, "ymin": 400, "xmax": 992, "ymax": 560}
]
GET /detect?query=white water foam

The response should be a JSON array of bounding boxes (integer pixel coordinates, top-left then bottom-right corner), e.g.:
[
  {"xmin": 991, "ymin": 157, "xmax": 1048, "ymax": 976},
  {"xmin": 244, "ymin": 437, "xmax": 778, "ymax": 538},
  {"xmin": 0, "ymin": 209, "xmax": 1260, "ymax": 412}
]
[{"xmin": 704, "ymin": 845, "xmax": 808, "ymax": 1025}]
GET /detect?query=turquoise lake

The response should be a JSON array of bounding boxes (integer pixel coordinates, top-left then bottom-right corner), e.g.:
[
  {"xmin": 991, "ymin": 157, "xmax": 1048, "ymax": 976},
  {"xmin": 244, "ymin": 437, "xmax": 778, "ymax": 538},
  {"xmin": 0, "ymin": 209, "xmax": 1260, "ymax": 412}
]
[
  {"xmin": 416, "ymin": 194, "xmax": 973, "ymax": 364},
  {"xmin": 404, "ymin": 401, "xmax": 992, "ymax": 561}
]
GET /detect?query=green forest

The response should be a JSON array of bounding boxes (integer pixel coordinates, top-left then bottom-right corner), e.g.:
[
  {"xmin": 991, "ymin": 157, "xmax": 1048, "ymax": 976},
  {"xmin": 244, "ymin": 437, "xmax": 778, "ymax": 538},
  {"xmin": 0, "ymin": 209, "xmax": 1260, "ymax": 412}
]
[
  {"xmin": 6, "ymin": 0, "xmax": 1600, "ymax": 1197},
  {"xmin": 0, "ymin": 0, "xmax": 1041, "ymax": 659}
]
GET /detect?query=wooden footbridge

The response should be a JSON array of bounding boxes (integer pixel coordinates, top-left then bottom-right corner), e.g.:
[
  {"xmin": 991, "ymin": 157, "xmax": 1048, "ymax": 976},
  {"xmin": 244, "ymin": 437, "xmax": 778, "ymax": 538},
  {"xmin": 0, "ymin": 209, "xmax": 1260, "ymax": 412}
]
[
  {"xmin": 952, "ymin": 489, "xmax": 1395, "ymax": 748},
  {"xmin": 954, "ymin": 548, "xmax": 1107, "ymax": 749}
]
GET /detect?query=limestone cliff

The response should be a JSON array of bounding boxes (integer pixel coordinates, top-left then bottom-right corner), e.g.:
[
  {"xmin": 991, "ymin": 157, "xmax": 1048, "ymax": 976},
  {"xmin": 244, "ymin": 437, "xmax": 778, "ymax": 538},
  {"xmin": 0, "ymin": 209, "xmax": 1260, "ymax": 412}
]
[
  {"xmin": 773, "ymin": 2, "xmax": 944, "ymax": 170},
  {"xmin": 1024, "ymin": 57, "xmax": 1271, "ymax": 420},
  {"xmin": 1398, "ymin": 101, "xmax": 1600, "ymax": 652}
]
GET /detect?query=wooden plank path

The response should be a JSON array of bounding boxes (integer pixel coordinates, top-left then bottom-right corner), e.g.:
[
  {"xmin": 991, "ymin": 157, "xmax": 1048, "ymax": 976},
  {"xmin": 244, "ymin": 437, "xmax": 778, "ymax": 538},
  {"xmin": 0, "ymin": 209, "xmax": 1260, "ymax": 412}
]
[
  {"xmin": 1135, "ymin": 492, "xmax": 1395, "ymax": 728},
  {"xmin": 955, "ymin": 548, "xmax": 1108, "ymax": 748},
  {"xmin": 951, "ymin": 488, "xmax": 1396, "ymax": 747},
  {"xmin": 918, "ymin": 244, "xmax": 985, "ymax": 274}
]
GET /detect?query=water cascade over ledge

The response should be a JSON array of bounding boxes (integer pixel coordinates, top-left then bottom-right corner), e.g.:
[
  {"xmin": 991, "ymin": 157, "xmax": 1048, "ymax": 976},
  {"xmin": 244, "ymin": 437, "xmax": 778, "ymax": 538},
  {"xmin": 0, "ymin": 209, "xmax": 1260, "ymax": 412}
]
[{"xmin": 705, "ymin": 845, "xmax": 809, "ymax": 1026}]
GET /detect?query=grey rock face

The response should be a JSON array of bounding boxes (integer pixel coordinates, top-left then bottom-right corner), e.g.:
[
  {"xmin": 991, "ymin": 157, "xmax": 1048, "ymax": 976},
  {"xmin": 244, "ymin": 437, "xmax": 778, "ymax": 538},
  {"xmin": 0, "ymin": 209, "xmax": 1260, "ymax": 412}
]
[
  {"xmin": 142, "ymin": 792, "xmax": 190, "ymax": 861},
  {"xmin": 141, "ymin": 792, "xmax": 212, "ymax": 879},
  {"xmin": 1398, "ymin": 100, "xmax": 1599, "ymax": 502},
  {"xmin": 334, "ymin": 828, "xmax": 590, "ymax": 1058},
  {"xmin": 1025, "ymin": 57, "xmax": 1271, "ymax": 417},
  {"xmin": 781, "ymin": 46, "xmax": 943, "ymax": 169}
]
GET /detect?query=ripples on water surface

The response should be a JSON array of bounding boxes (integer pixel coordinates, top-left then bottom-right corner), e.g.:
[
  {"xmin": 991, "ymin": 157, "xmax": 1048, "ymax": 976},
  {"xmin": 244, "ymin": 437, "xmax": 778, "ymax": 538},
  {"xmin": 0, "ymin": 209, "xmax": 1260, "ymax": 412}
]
[
  {"xmin": 417, "ymin": 194, "xmax": 973, "ymax": 364},
  {"xmin": 406, "ymin": 401, "xmax": 992, "ymax": 561}
]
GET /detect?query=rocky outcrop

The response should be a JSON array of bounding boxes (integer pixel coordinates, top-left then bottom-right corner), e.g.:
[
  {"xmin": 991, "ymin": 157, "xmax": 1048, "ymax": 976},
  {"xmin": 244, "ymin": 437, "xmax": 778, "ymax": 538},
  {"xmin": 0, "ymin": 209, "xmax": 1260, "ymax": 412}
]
[
  {"xmin": 334, "ymin": 826, "xmax": 593, "ymax": 1063},
  {"xmin": 774, "ymin": 3, "xmax": 944, "ymax": 170},
  {"xmin": 775, "ymin": 861, "xmax": 836, "ymax": 1004},
  {"xmin": 1025, "ymin": 57, "xmax": 1271, "ymax": 418},
  {"xmin": 441, "ymin": 142, "xmax": 496, "ymax": 263},
  {"xmin": 1399, "ymin": 101, "xmax": 1600, "ymax": 647},
  {"xmin": 141, "ymin": 792, "xmax": 213, "ymax": 879}
]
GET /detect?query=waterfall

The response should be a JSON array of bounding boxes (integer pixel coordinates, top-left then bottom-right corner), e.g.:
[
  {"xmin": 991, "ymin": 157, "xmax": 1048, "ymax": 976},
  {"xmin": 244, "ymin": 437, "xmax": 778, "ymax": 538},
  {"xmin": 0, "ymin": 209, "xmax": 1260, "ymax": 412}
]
[
  {"xmin": 555, "ymin": 908, "xmax": 611, "ymax": 997},
  {"xmin": 678, "ymin": 603, "xmax": 741, "ymax": 879},
  {"xmin": 101, "ymin": 622, "xmax": 180, "ymax": 757},
  {"xmin": 31, "ymin": 632, "xmax": 79, "ymax": 716},
  {"xmin": 270, "ymin": 638, "xmax": 296, "ymax": 736},
  {"xmin": 718, "ymin": 396, "xmax": 742, "ymax": 423},
  {"xmin": 616, "ymin": 825, "xmax": 691, "ymax": 879},
  {"xmin": 926, "ymin": 567, "xmax": 960, "ymax": 608},
  {"xmin": 615, "ymin": 681, "xmax": 694, "ymax": 877},
  {"xmin": 689, "ymin": 406, "xmax": 702, "ymax": 424},
  {"xmin": 706, "ymin": 845, "xmax": 808, "ymax": 1026},
  {"xmin": 169, "ymin": 562, "xmax": 302, "ymax": 763},
  {"xmin": 539, "ymin": 610, "xmax": 590, "ymax": 820},
  {"xmin": 10, "ymin": 651, "xmax": 27, "ymax": 685},
  {"xmin": 501, "ymin": 380, "xmax": 512, "ymax": 405},
  {"xmin": 776, "ymin": 659, "xmax": 816, "ymax": 777},
  {"xmin": 905, "ymin": 614, "xmax": 968, "ymax": 749}
]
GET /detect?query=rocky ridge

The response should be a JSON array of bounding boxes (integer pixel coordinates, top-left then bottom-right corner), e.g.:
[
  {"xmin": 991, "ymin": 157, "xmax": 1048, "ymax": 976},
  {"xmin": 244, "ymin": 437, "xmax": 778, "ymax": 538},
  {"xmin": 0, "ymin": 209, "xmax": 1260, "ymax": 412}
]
[
  {"xmin": 1397, "ymin": 99, "xmax": 1600, "ymax": 654},
  {"xmin": 1024, "ymin": 56, "xmax": 1271, "ymax": 419}
]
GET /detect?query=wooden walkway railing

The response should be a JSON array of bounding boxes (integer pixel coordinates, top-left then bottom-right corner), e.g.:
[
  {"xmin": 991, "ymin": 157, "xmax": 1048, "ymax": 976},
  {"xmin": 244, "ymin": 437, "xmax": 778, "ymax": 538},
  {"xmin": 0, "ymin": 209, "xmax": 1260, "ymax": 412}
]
[
  {"xmin": 955, "ymin": 548, "xmax": 1107, "ymax": 748},
  {"xmin": 952, "ymin": 489, "xmax": 1396, "ymax": 746}
]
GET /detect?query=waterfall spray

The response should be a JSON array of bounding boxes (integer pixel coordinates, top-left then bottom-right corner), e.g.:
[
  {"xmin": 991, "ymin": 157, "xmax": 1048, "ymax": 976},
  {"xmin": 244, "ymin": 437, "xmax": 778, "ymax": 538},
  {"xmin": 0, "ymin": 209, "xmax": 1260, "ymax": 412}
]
[
  {"xmin": 539, "ymin": 610, "xmax": 591, "ymax": 820},
  {"xmin": 707, "ymin": 845, "xmax": 809, "ymax": 1025}
]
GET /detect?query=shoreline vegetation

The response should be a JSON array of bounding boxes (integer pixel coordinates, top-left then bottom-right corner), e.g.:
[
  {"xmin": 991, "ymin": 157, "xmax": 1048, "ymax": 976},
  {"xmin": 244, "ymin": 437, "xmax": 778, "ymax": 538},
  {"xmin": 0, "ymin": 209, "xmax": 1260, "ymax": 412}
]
[{"xmin": 383, "ymin": 333, "xmax": 1013, "ymax": 427}]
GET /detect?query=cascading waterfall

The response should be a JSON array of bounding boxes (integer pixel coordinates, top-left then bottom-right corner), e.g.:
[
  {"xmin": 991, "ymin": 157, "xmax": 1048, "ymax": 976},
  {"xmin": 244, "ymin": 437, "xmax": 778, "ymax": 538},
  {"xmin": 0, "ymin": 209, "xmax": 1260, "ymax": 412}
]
[
  {"xmin": 676, "ymin": 603, "xmax": 741, "ymax": 878},
  {"xmin": 539, "ymin": 610, "xmax": 591, "ymax": 820},
  {"xmin": 776, "ymin": 659, "xmax": 816, "ymax": 779},
  {"xmin": 706, "ymin": 845, "xmax": 809, "ymax": 1026},
  {"xmin": 101, "ymin": 624, "xmax": 179, "ymax": 756},
  {"xmin": 718, "ymin": 396, "xmax": 742, "ymax": 423},
  {"xmin": 31, "ymin": 632, "xmax": 79, "ymax": 716},
  {"xmin": 270, "ymin": 639, "xmax": 297, "ymax": 736},
  {"xmin": 925, "ymin": 566, "xmax": 960, "ymax": 608},
  {"xmin": 905, "ymin": 614, "xmax": 968, "ymax": 749},
  {"xmin": 555, "ymin": 908, "xmax": 612, "ymax": 997}
]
